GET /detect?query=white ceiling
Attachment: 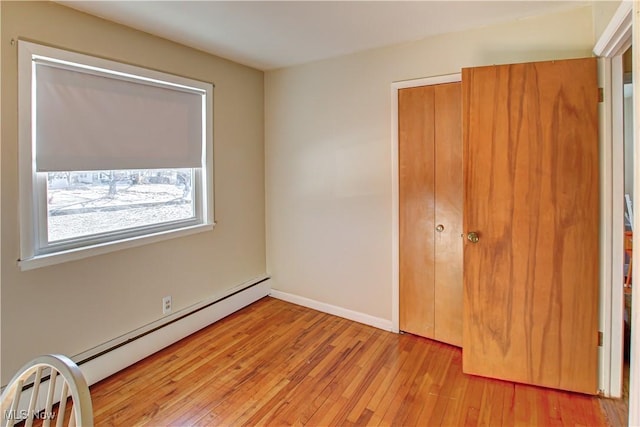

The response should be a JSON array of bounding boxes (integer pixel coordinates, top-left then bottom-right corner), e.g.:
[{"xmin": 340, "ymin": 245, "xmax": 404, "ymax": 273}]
[{"xmin": 59, "ymin": 1, "xmax": 589, "ymax": 71}]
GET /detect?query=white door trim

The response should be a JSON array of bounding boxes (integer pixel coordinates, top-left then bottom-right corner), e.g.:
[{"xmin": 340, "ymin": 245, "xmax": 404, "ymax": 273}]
[
  {"xmin": 390, "ymin": 73, "xmax": 461, "ymax": 333},
  {"xmin": 593, "ymin": 0, "xmax": 632, "ymax": 400},
  {"xmin": 594, "ymin": 1, "xmax": 633, "ymax": 57}
]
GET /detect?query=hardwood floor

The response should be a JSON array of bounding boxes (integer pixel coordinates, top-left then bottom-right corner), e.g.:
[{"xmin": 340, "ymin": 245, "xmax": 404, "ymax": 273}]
[
  {"xmin": 88, "ymin": 297, "xmax": 621, "ymax": 426},
  {"xmin": 600, "ymin": 361, "xmax": 630, "ymax": 426}
]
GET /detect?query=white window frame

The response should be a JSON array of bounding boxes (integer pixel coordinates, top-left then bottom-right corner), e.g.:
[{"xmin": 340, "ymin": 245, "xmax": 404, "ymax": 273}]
[{"xmin": 17, "ymin": 41, "xmax": 215, "ymax": 271}]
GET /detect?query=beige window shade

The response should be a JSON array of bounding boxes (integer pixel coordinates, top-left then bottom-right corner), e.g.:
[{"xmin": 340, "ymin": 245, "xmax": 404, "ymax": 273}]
[{"xmin": 35, "ymin": 60, "xmax": 204, "ymax": 172}]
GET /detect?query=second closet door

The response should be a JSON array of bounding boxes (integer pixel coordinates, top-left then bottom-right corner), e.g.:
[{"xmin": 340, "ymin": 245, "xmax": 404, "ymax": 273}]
[{"xmin": 399, "ymin": 82, "xmax": 463, "ymax": 347}]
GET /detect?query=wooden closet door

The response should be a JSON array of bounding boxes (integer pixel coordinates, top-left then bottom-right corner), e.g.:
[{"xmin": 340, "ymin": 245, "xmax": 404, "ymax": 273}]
[
  {"xmin": 399, "ymin": 82, "xmax": 462, "ymax": 345},
  {"xmin": 462, "ymin": 58, "xmax": 599, "ymax": 394},
  {"xmin": 399, "ymin": 85, "xmax": 436, "ymax": 338},
  {"xmin": 434, "ymin": 83, "xmax": 463, "ymax": 346}
]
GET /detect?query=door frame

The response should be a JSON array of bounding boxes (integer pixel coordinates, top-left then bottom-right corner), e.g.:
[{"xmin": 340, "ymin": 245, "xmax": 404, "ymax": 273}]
[
  {"xmin": 593, "ymin": 0, "xmax": 632, "ymax": 399},
  {"xmin": 391, "ymin": 73, "xmax": 461, "ymax": 333}
]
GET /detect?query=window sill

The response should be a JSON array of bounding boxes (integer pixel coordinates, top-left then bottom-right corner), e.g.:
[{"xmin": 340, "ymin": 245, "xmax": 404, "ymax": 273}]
[{"xmin": 18, "ymin": 223, "xmax": 215, "ymax": 271}]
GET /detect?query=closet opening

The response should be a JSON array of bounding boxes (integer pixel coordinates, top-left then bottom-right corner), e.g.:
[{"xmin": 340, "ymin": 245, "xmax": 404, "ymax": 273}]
[{"xmin": 622, "ymin": 45, "xmax": 632, "ymax": 413}]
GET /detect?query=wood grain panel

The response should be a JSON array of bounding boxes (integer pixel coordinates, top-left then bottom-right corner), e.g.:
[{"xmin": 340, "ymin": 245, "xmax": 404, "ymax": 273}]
[
  {"xmin": 434, "ymin": 82, "xmax": 463, "ymax": 347},
  {"xmin": 399, "ymin": 85, "xmax": 436, "ymax": 338},
  {"xmin": 81, "ymin": 298, "xmax": 616, "ymax": 426},
  {"xmin": 462, "ymin": 58, "xmax": 599, "ymax": 394}
]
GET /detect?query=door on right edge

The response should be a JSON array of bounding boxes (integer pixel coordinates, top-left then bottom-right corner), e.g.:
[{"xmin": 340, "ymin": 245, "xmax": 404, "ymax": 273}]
[{"xmin": 462, "ymin": 57, "xmax": 600, "ymax": 394}]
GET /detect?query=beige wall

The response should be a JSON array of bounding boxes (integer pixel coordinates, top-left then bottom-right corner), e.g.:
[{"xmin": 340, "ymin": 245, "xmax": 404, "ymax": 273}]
[
  {"xmin": 265, "ymin": 6, "xmax": 596, "ymax": 321},
  {"xmin": 1, "ymin": 1, "xmax": 265, "ymax": 381},
  {"xmin": 592, "ymin": 0, "xmax": 623, "ymax": 42}
]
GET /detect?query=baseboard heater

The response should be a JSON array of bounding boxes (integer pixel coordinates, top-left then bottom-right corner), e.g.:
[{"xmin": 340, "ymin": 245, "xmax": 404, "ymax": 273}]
[
  {"xmin": 74, "ymin": 276, "xmax": 271, "ymax": 386},
  {"xmin": 1, "ymin": 276, "xmax": 270, "ymax": 422}
]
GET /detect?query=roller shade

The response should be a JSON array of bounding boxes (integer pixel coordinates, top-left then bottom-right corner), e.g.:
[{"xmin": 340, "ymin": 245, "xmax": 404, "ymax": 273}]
[{"xmin": 34, "ymin": 60, "xmax": 204, "ymax": 172}]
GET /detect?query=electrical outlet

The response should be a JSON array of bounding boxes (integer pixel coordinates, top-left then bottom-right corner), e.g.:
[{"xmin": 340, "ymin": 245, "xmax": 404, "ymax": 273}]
[{"xmin": 162, "ymin": 296, "xmax": 172, "ymax": 314}]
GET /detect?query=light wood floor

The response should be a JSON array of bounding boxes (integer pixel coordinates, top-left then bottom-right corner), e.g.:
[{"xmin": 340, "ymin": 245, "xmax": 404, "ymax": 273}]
[
  {"xmin": 600, "ymin": 361, "xmax": 630, "ymax": 426},
  {"xmin": 89, "ymin": 297, "xmax": 624, "ymax": 426}
]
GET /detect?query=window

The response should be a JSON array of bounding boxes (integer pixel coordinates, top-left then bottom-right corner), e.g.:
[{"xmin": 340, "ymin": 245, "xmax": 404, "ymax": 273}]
[{"xmin": 18, "ymin": 41, "xmax": 214, "ymax": 270}]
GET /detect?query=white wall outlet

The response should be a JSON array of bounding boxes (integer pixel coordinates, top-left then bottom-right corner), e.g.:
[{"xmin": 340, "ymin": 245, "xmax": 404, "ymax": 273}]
[{"xmin": 162, "ymin": 296, "xmax": 172, "ymax": 314}]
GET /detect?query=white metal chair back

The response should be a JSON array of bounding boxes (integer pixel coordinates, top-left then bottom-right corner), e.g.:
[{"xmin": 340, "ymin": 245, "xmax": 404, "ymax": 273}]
[{"xmin": 0, "ymin": 354, "xmax": 93, "ymax": 427}]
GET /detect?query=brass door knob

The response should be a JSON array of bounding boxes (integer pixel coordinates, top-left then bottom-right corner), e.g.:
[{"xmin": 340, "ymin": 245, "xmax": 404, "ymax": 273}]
[
  {"xmin": 467, "ymin": 232, "xmax": 480, "ymax": 243},
  {"xmin": 436, "ymin": 224, "xmax": 445, "ymax": 232}
]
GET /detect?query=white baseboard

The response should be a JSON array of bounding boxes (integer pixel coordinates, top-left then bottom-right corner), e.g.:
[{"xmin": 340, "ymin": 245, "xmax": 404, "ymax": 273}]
[
  {"xmin": 269, "ymin": 289, "xmax": 394, "ymax": 332},
  {"xmin": 78, "ymin": 277, "xmax": 271, "ymax": 386}
]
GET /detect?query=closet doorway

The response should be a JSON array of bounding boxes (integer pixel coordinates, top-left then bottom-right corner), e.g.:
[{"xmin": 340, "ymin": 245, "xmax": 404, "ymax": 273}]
[
  {"xmin": 397, "ymin": 77, "xmax": 463, "ymax": 347},
  {"xmin": 622, "ymin": 45, "xmax": 632, "ymax": 409}
]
